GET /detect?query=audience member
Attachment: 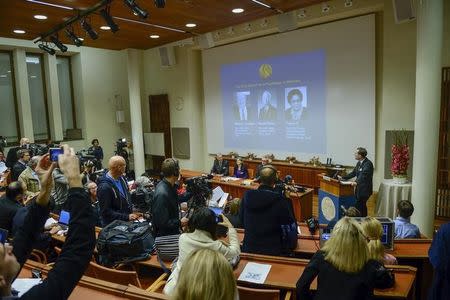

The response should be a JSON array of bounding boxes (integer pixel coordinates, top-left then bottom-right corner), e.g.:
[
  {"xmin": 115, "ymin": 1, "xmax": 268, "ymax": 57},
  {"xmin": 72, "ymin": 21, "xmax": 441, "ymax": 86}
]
[
  {"xmin": 18, "ymin": 156, "xmax": 40, "ymax": 198},
  {"xmin": 233, "ymin": 157, "xmax": 248, "ymax": 179},
  {"xmin": 428, "ymin": 222, "xmax": 450, "ymax": 300},
  {"xmin": 164, "ymin": 207, "xmax": 240, "ymax": 295},
  {"xmin": 394, "ymin": 200, "xmax": 420, "ymax": 239},
  {"xmin": 171, "ymin": 248, "xmax": 237, "ymax": 300},
  {"xmin": 296, "ymin": 217, "xmax": 395, "ymax": 300},
  {"xmin": 240, "ymin": 165, "xmax": 297, "ymax": 256},
  {"xmin": 5, "ymin": 137, "xmax": 30, "ymax": 168},
  {"xmin": 49, "ymin": 167, "xmax": 69, "ymax": 214},
  {"xmin": 0, "ymin": 146, "xmax": 96, "ymax": 299},
  {"xmin": 81, "ymin": 160, "xmax": 95, "ymax": 185},
  {"xmin": 87, "ymin": 182, "xmax": 101, "ymax": 227},
  {"xmin": 255, "ymin": 155, "xmax": 270, "ymax": 179},
  {"xmin": 0, "ymin": 151, "xmax": 6, "ymax": 172},
  {"xmin": 0, "ymin": 182, "xmax": 24, "ymax": 235},
  {"xmin": 131, "ymin": 176, "xmax": 153, "ymax": 213},
  {"xmin": 224, "ymin": 198, "xmax": 242, "ymax": 228},
  {"xmin": 210, "ymin": 153, "xmax": 229, "ymax": 176},
  {"xmin": 362, "ymin": 217, "xmax": 397, "ymax": 265},
  {"xmin": 11, "ymin": 150, "xmax": 30, "ymax": 182},
  {"xmin": 152, "ymin": 158, "xmax": 187, "ymax": 260},
  {"xmin": 97, "ymin": 156, "xmax": 139, "ymax": 226},
  {"xmin": 88, "ymin": 138, "xmax": 104, "ymax": 170}
]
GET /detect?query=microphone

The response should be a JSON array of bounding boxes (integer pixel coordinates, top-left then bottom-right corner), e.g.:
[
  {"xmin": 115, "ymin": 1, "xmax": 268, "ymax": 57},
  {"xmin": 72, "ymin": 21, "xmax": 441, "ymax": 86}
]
[{"xmin": 340, "ymin": 205, "xmax": 348, "ymax": 216}]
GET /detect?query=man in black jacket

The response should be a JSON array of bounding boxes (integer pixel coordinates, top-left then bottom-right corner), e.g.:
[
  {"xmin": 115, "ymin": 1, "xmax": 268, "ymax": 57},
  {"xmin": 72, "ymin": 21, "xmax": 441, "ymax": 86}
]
[
  {"xmin": 0, "ymin": 182, "xmax": 24, "ymax": 235},
  {"xmin": 97, "ymin": 156, "xmax": 140, "ymax": 227},
  {"xmin": 210, "ymin": 153, "xmax": 229, "ymax": 176},
  {"xmin": 339, "ymin": 147, "xmax": 374, "ymax": 217},
  {"xmin": 5, "ymin": 138, "xmax": 30, "ymax": 169},
  {"xmin": 240, "ymin": 165, "xmax": 297, "ymax": 256},
  {"xmin": 152, "ymin": 158, "xmax": 188, "ymax": 237},
  {"xmin": 0, "ymin": 145, "xmax": 96, "ymax": 299},
  {"xmin": 11, "ymin": 150, "xmax": 30, "ymax": 182}
]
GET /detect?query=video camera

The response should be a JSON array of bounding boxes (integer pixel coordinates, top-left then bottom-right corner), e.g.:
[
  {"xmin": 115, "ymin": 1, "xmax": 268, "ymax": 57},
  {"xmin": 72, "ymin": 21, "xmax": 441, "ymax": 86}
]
[{"xmin": 185, "ymin": 174, "xmax": 213, "ymax": 210}]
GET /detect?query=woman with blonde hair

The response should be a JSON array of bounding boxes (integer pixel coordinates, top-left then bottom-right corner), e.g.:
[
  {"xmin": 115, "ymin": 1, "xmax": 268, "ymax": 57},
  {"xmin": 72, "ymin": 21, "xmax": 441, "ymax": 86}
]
[
  {"xmin": 361, "ymin": 217, "xmax": 397, "ymax": 265},
  {"xmin": 296, "ymin": 217, "xmax": 394, "ymax": 300},
  {"xmin": 171, "ymin": 248, "xmax": 237, "ymax": 300}
]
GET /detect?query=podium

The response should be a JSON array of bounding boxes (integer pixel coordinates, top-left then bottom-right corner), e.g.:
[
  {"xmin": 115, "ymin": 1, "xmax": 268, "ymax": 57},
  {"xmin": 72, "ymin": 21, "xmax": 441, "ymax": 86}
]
[{"xmin": 318, "ymin": 175, "xmax": 356, "ymax": 224}]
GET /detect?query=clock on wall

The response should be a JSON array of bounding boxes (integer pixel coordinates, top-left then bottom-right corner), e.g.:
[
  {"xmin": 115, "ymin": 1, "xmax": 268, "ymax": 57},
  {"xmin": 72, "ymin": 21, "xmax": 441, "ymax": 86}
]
[{"xmin": 175, "ymin": 96, "xmax": 184, "ymax": 111}]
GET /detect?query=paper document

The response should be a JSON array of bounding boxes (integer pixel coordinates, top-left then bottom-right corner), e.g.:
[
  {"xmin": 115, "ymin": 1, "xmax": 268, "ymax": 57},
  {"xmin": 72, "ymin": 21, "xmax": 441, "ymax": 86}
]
[
  {"xmin": 209, "ymin": 186, "xmax": 228, "ymax": 208},
  {"xmin": 12, "ymin": 278, "xmax": 42, "ymax": 296},
  {"xmin": 44, "ymin": 218, "xmax": 57, "ymax": 228},
  {"xmin": 238, "ymin": 262, "xmax": 271, "ymax": 284},
  {"xmin": 340, "ymin": 181, "xmax": 354, "ymax": 185}
]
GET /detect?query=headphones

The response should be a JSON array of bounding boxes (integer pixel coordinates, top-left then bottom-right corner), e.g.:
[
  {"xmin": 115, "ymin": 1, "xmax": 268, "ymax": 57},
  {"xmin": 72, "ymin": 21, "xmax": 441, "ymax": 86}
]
[{"xmin": 260, "ymin": 164, "xmax": 278, "ymax": 183}]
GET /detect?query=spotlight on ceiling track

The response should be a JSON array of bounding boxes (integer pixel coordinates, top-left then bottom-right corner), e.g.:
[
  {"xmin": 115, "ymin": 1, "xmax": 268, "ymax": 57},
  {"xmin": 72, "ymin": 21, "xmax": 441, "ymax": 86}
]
[
  {"xmin": 124, "ymin": 0, "xmax": 149, "ymax": 19},
  {"xmin": 100, "ymin": 8, "xmax": 119, "ymax": 32},
  {"xmin": 81, "ymin": 19, "xmax": 99, "ymax": 40},
  {"xmin": 38, "ymin": 43, "xmax": 56, "ymax": 55},
  {"xmin": 154, "ymin": 0, "xmax": 165, "ymax": 8},
  {"xmin": 65, "ymin": 28, "xmax": 83, "ymax": 47},
  {"xmin": 50, "ymin": 35, "xmax": 68, "ymax": 52}
]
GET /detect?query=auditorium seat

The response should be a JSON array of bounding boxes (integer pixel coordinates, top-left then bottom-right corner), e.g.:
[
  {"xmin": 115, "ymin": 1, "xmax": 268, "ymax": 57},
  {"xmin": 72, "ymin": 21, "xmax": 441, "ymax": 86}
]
[
  {"xmin": 86, "ymin": 261, "xmax": 143, "ymax": 288},
  {"xmin": 237, "ymin": 286, "xmax": 292, "ymax": 300},
  {"xmin": 30, "ymin": 249, "xmax": 47, "ymax": 264}
]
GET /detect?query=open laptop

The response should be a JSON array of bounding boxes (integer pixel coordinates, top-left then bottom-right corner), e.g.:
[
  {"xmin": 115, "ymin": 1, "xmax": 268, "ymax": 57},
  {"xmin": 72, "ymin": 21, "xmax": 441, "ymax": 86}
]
[{"xmin": 58, "ymin": 210, "xmax": 70, "ymax": 230}]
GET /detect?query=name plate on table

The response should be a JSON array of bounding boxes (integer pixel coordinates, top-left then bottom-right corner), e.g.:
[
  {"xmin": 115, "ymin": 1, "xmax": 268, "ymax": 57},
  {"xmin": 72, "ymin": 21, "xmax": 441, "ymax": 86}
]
[{"xmin": 238, "ymin": 262, "xmax": 271, "ymax": 284}]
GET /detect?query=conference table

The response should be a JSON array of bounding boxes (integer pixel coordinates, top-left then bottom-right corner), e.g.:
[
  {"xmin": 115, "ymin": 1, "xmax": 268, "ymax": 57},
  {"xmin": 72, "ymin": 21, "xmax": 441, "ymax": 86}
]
[{"xmin": 181, "ymin": 169, "xmax": 314, "ymax": 222}]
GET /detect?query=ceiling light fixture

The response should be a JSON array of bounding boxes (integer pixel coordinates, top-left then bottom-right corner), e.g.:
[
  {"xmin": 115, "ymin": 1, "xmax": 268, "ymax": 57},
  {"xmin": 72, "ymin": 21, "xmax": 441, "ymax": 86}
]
[
  {"xmin": 154, "ymin": 0, "xmax": 165, "ymax": 8},
  {"xmin": 13, "ymin": 29, "xmax": 26, "ymax": 34},
  {"xmin": 38, "ymin": 43, "xmax": 56, "ymax": 55},
  {"xmin": 34, "ymin": 15, "xmax": 48, "ymax": 20},
  {"xmin": 185, "ymin": 23, "xmax": 196, "ymax": 28},
  {"xmin": 50, "ymin": 35, "xmax": 68, "ymax": 52},
  {"xmin": 251, "ymin": 0, "xmax": 271, "ymax": 9},
  {"xmin": 78, "ymin": 37, "xmax": 84, "ymax": 41},
  {"xmin": 100, "ymin": 8, "xmax": 119, "ymax": 32},
  {"xmin": 124, "ymin": 0, "xmax": 149, "ymax": 19},
  {"xmin": 150, "ymin": 34, "xmax": 160, "ymax": 38},
  {"xmin": 65, "ymin": 28, "xmax": 83, "ymax": 47},
  {"xmin": 81, "ymin": 18, "xmax": 98, "ymax": 40},
  {"xmin": 26, "ymin": 0, "xmax": 73, "ymax": 10},
  {"xmin": 232, "ymin": 8, "xmax": 244, "ymax": 13},
  {"xmin": 100, "ymin": 25, "xmax": 111, "ymax": 30}
]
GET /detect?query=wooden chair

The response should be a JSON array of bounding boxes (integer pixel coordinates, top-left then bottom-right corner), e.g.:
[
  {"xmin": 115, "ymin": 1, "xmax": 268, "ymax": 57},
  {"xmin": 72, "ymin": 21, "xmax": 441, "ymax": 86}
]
[
  {"xmin": 86, "ymin": 261, "xmax": 142, "ymax": 288},
  {"xmin": 142, "ymin": 273, "xmax": 168, "ymax": 293},
  {"xmin": 229, "ymin": 166, "xmax": 234, "ymax": 176},
  {"xmin": 30, "ymin": 249, "xmax": 47, "ymax": 264},
  {"xmin": 238, "ymin": 286, "xmax": 292, "ymax": 300}
]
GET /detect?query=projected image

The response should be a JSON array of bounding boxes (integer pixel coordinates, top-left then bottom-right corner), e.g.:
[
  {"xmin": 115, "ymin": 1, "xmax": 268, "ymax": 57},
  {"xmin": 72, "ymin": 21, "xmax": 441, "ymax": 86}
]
[
  {"xmin": 258, "ymin": 90, "xmax": 277, "ymax": 121},
  {"xmin": 285, "ymin": 87, "xmax": 307, "ymax": 122},
  {"xmin": 233, "ymin": 91, "xmax": 251, "ymax": 121},
  {"xmin": 221, "ymin": 49, "xmax": 326, "ymax": 152}
]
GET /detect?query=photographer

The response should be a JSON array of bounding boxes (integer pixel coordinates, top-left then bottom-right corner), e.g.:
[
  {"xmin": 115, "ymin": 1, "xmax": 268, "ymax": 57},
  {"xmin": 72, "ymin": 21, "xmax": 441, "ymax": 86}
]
[
  {"xmin": 88, "ymin": 139, "xmax": 103, "ymax": 170},
  {"xmin": 240, "ymin": 165, "xmax": 297, "ymax": 256},
  {"xmin": 184, "ymin": 176, "xmax": 212, "ymax": 219},
  {"xmin": 0, "ymin": 145, "xmax": 96, "ymax": 299},
  {"xmin": 163, "ymin": 207, "xmax": 240, "ymax": 296}
]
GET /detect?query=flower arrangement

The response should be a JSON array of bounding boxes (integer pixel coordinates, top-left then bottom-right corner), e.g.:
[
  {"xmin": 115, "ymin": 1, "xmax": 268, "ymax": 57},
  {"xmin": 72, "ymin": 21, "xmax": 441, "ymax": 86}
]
[
  {"xmin": 309, "ymin": 156, "xmax": 321, "ymax": 166},
  {"xmin": 266, "ymin": 153, "xmax": 275, "ymax": 162},
  {"xmin": 247, "ymin": 152, "xmax": 256, "ymax": 160},
  {"xmin": 286, "ymin": 156, "xmax": 297, "ymax": 164},
  {"xmin": 228, "ymin": 151, "xmax": 238, "ymax": 158},
  {"xmin": 391, "ymin": 130, "xmax": 409, "ymax": 183}
]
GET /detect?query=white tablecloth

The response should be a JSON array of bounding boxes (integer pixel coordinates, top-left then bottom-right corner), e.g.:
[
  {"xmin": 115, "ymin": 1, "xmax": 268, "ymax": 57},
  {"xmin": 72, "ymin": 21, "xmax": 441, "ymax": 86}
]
[{"xmin": 375, "ymin": 179, "xmax": 412, "ymax": 219}]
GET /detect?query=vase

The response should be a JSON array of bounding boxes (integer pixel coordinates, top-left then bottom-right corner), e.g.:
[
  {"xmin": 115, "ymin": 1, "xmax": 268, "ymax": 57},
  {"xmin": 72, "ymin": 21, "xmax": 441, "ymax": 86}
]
[{"xmin": 392, "ymin": 175, "xmax": 408, "ymax": 184}]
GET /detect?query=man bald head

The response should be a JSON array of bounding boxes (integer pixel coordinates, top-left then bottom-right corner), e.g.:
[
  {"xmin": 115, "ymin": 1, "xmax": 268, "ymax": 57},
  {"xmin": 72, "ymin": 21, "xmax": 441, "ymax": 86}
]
[
  {"xmin": 108, "ymin": 156, "xmax": 126, "ymax": 179},
  {"xmin": 259, "ymin": 165, "xmax": 277, "ymax": 186}
]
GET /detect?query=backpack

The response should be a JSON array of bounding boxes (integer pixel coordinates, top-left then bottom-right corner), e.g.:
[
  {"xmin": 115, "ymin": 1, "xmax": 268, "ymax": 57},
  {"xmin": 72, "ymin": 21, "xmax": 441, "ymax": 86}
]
[{"xmin": 96, "ymin": 220, "xmax": 155, "ymax": 267}]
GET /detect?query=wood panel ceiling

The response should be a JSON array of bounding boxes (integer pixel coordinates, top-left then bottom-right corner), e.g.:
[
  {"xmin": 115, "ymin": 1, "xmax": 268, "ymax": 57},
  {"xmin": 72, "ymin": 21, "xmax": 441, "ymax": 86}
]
[{"xmin": 0, "ymin": 0, "xmax": 326, "ymax": 50}]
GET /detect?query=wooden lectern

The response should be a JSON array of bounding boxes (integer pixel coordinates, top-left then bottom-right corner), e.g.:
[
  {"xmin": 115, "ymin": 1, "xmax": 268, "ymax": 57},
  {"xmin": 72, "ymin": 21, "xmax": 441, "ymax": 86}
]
[{"xmin": 318, "ymin": 174, "xmax": 356, "ymax": 224}]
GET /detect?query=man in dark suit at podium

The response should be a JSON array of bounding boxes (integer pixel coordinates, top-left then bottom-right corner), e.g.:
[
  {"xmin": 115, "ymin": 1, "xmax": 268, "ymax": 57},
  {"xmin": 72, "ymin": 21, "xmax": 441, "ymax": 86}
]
[
  {"xmin": 210, "ymin": 153, "xmax": 229, "ymax": 176},
  {"xmin": 339, "ymin": 147, "xmax": 373, "ymax": 217}
]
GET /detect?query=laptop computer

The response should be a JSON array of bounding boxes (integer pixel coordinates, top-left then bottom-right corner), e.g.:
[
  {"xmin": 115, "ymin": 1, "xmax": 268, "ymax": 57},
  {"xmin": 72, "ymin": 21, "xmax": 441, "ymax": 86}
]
[{"xmin": 58, "ymin": 210, "xmax": 70, "ymax": 230}]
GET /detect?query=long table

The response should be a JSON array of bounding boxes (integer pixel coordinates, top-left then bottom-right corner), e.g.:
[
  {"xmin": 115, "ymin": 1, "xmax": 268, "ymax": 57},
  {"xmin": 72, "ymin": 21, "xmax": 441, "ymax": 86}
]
[
  {"xmin": 18, "ymin": 260, "xmax": 168, "ymax": 300},
  {"xmin": 181, "ymin": 169, "xmax": 314, "ymax": 222}
]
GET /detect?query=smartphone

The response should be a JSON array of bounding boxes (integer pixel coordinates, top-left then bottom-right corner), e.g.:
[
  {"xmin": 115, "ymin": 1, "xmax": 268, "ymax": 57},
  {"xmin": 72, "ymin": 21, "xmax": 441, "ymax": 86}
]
[{"xmin": 49, "ymin": 147, "xmax": 63, "ymax": 162}]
